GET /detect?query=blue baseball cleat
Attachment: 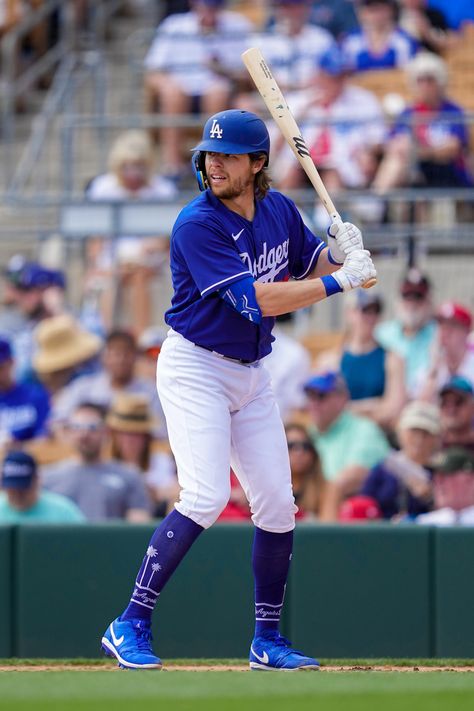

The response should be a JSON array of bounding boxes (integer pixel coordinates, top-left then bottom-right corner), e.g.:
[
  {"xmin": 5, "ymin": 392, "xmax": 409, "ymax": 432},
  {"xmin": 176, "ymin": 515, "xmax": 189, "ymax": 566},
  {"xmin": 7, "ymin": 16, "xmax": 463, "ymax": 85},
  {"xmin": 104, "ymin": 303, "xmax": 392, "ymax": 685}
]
[
  {"xmin": 101, "ymin": 617, "xmax": 162, "ymax": 670},
  {"xmin": 249, "ymin": 631, "xmax": 320, "ymax": 671}
]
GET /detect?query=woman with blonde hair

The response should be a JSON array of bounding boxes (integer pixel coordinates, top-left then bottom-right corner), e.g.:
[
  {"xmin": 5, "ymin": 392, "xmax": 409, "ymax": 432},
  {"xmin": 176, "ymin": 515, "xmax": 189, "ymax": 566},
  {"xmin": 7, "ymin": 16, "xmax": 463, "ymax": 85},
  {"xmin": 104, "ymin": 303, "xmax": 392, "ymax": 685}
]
[
  {"xmin": 106, "ymin": 393, "xmax": 179, "ymax": 518},
  {"xmin": 285, "ymin": 423, "xmax": 326, "ymax": 519},
  {"xmin": 84, "ymin": 130, "xmax": 178, "ymax": 334}
]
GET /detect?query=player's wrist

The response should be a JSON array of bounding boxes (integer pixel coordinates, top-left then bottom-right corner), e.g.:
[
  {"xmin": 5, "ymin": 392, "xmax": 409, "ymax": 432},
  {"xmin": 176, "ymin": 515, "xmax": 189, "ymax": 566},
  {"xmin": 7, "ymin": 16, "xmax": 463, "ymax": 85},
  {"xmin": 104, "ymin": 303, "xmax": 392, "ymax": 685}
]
[{"xmin": 321, "ymin": 274, "xmax": 343, "ymax": 296}]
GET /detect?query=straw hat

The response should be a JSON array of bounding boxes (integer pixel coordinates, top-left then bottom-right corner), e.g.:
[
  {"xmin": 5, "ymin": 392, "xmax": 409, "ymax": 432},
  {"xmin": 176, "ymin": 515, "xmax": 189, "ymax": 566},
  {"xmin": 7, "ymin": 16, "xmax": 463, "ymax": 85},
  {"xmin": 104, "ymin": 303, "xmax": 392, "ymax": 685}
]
[
  {"xmin": 106, "ymin": 393, "xmax": 155, "ymax": 434},
  {"xmin": 33, "ymin": 314, "xmax": 102, "ymax": 375}
]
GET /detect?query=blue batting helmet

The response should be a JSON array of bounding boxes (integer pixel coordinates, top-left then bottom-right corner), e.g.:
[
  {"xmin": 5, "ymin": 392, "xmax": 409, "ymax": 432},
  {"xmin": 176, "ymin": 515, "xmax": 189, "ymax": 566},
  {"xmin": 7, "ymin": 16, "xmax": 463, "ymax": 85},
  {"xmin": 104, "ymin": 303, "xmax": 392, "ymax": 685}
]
[{"xmin": 191, "ymin": 110, "xmax": 270, "ymax": 191}]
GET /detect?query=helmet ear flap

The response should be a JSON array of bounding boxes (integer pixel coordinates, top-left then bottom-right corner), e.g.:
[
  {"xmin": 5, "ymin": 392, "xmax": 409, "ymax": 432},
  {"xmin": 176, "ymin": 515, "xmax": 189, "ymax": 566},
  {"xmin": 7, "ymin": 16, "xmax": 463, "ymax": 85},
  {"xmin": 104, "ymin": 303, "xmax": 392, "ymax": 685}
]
[{"xmin": 191, "ymin": 151, "xmax": 208, "ymax": 191}]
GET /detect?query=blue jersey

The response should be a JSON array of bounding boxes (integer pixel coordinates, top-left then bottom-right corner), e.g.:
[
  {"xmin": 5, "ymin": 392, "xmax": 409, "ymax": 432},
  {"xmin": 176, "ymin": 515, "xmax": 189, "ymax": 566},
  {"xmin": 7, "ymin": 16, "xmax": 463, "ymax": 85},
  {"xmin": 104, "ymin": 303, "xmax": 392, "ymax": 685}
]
[
  {"xmin": 165, "ymin": 189, "xmax": 325, "ymax": 361},
  {"xmin": 0, "ymin": 381, "xmax": 50, "ymax": 441}
]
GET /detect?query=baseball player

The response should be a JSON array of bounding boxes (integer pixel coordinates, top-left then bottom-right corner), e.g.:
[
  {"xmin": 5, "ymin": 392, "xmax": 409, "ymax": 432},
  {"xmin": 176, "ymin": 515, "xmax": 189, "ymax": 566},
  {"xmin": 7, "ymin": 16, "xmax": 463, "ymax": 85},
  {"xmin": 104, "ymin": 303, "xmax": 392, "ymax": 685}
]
[{"xmin": 101, "ymin": 109, "xmax": 376, "ymax": 670}]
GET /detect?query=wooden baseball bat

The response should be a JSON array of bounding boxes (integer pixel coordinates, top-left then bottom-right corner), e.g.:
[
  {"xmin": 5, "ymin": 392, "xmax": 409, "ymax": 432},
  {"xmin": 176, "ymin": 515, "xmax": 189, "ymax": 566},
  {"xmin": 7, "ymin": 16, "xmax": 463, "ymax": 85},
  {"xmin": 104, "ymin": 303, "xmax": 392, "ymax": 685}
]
[{"xmin": 241, "ymin": 47, "xmax": 377, "ymax": 289}]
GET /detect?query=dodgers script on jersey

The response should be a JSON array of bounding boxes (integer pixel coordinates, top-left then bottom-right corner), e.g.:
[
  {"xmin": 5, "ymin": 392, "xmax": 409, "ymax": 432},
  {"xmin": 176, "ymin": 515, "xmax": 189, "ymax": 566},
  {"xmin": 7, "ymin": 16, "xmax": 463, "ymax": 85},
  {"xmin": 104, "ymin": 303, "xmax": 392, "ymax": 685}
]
[{"xmin": 165, "ymin": 189, "xmax": 325, "ymax": 361}]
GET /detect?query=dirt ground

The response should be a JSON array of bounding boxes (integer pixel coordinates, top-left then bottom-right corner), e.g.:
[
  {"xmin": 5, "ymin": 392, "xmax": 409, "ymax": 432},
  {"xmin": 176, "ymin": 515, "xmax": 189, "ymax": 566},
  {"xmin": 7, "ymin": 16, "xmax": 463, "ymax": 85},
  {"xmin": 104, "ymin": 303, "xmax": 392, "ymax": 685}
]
[{"xmin": 1, "ymin": 664, "xmax": 474, "ymax": 673}]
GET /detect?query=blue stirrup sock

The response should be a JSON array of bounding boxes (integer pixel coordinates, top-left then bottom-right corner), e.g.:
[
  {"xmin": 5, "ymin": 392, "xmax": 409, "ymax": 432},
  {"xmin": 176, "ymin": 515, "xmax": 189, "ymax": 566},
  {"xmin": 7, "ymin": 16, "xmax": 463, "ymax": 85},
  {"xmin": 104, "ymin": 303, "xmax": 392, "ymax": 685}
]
[
  {"xmin": 121, "ymin": 509, "xmax": 204, "ymax": 622},
  {"xmin": 252, "ymin": 527, "xmax": 294, "ymax": 637}
]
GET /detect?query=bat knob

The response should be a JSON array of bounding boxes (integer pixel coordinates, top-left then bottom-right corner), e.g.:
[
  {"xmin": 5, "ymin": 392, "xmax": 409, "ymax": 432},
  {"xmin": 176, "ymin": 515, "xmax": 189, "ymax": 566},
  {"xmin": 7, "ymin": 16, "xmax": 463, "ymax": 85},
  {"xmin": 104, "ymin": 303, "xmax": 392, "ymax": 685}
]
[{"xmin": 362, "ymin": 278, "xmax": 377, "ymax": 290}]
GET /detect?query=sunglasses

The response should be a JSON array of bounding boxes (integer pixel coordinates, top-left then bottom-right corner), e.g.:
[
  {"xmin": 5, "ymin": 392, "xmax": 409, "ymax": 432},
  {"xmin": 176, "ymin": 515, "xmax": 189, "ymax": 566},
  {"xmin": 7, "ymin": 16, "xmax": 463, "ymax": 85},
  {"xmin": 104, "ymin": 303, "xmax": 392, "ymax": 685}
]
[
  {"xmin": 69, "ymin": 421, "xmax": 103, "ymax": 432},
  {"xmin": 307, "ymin": 391, "xmax": 331, "ymax": 401},
  {"xmin": 360, "ymin": 305, "xmax": 381, "ymax": 316},
  {"xmin": 401, "ymin": 291, "xmax": 426, "ymax": 302},
  {"xmin": 288, "ymin": 441, "xmax": 314, "ymax": 452},
  {"xmin": 440, "ymin": 395, "xmax": 468, "ymax": 408}
]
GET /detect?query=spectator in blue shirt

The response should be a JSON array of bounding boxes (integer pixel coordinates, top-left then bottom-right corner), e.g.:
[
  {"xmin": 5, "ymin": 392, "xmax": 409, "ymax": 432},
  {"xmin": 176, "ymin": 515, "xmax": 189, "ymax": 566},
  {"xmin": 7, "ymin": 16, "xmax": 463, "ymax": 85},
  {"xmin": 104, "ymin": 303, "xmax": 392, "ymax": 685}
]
[
  {"xmin": 342, "ymin": 0, "xmax": 418, "ymax": 72},
  {"xmin": 373, "ymin": 51, "xmax": 473, "ymax": 192},
  {"xmin": 0, "ymin": 337, "xmax": 50, "ymax": 445}
]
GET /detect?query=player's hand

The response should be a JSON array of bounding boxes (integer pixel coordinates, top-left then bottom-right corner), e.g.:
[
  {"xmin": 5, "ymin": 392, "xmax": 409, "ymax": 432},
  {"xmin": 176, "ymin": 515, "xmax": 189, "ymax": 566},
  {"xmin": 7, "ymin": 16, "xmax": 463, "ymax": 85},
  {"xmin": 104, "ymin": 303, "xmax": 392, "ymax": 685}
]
[
  {"xmin": 332, "ymin": 249, "xmax": 376, "ymax": 292},
  {"xmin": 327, "ymin": 221, "xmax": 364, "ymax": 264}
]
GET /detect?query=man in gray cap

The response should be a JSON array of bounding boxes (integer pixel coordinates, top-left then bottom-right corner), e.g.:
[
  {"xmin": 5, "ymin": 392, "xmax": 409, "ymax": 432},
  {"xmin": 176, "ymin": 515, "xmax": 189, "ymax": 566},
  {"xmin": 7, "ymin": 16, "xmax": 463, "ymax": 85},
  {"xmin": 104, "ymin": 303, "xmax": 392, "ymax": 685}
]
[{"xmin": 416, "ymin": 448, "xmax": 474, "ymax": 526}]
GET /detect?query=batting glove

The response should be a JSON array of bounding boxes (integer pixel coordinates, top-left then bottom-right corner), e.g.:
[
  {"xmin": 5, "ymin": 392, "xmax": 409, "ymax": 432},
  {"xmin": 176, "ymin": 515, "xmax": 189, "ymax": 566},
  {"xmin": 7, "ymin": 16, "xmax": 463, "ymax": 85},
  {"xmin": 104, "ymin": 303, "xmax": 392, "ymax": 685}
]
[
  {"xmin": 327, "ymin": 221, "xmax": 364, "ymax": 265},
  {"xmin": 332, "ymin": 249, "xmax": 376, "ymax": 292}
]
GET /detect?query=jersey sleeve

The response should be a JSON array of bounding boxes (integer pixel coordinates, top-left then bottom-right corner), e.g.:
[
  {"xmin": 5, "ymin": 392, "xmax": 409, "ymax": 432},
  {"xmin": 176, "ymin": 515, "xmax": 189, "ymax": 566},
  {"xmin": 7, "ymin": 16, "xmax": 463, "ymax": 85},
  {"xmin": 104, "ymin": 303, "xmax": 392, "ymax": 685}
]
[
  {"xmin": 283, "ymin": 197, "xmax": 326, "ymax": 279},
  {"xmin": 172, "ymin": 221, "xmax": 253, "ymax": 296}
]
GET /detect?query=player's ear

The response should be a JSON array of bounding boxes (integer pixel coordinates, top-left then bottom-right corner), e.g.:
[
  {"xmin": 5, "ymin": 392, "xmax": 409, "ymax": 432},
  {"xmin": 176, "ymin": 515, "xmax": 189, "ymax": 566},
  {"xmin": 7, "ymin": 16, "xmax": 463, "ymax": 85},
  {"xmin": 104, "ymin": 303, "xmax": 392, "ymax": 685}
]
[{"xmin": 191, "ymin": 151, "xmax": 208, "ymax": 191}]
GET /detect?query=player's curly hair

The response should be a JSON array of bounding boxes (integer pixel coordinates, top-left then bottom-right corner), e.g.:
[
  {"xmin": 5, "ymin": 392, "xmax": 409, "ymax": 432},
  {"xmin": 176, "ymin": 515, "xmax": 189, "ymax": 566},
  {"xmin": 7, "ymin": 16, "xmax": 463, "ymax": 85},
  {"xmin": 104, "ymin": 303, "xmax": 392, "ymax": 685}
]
[{"xmin": 250, "ymin": 152, "xmax": 271, "ymax": 200}]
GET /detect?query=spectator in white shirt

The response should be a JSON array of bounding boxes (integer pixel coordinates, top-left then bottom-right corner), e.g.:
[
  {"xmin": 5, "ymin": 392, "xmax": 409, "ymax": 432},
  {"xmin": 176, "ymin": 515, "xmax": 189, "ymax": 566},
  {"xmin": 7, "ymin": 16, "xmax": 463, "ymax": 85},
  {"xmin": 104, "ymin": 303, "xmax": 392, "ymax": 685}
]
[{"xmin": 144, "ymin": 0, "xmax": 253, "ymax": 180}]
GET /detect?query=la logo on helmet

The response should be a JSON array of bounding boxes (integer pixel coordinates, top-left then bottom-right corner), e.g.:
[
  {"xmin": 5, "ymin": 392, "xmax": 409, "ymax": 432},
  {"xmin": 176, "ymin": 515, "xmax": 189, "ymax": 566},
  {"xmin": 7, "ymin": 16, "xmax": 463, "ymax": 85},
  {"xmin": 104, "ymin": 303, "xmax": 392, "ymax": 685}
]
[{"xmin": 209, "ymin": 119, "xmax": 223, "ymax": 139}]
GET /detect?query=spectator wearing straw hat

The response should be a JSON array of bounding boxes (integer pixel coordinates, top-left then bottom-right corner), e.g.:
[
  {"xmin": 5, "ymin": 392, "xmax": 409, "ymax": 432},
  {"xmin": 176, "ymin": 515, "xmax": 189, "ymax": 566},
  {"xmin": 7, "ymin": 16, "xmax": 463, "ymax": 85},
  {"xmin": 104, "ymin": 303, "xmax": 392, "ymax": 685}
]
[
  {"xmin": 41, "ymin": 402, "xmax": 152, "ymax": 522},
  {"xmin": 107, "ymin": 393, "xmax": 179, "ymax": 518},
  {"xmin": 0, "ymin": 450, "xmax": 85, "ymax": 523},
  {"xmin": 53, "ymin": 329, "xmax": 166, "ymax": 438},
  {"xmin": 32, "ymin": 314, "xmax": 102, "ymax": 427}
]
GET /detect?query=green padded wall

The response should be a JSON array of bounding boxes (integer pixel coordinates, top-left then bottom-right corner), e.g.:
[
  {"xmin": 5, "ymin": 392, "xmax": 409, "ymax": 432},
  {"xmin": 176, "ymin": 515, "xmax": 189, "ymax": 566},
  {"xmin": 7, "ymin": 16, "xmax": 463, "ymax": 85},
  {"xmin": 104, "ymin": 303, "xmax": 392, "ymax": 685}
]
[
  {"xmin": 0, "ymin": 526, "xmax": 13, "ymax": 657},
  {"xmin": 289, "ymin": 524, "xmax": 432, "ymax": 658},
  {"xmin": 15, "ymin": 523, "xmax": 255, "ymax": 658},
  {"xmin": 434, "ymin": 528, "xmax": 474, "ymax": 657}
]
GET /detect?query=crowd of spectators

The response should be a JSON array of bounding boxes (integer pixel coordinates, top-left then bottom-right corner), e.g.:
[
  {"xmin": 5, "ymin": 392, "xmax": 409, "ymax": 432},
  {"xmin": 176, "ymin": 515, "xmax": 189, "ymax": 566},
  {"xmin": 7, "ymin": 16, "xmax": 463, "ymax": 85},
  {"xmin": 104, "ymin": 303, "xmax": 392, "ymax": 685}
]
[
  {"xmin": 0, "ymin": 1, "xmax": 473, "ymax": 527},
  {"xmin": 138, "ymin": 0, "xmax": 474, "ymax": 206}
]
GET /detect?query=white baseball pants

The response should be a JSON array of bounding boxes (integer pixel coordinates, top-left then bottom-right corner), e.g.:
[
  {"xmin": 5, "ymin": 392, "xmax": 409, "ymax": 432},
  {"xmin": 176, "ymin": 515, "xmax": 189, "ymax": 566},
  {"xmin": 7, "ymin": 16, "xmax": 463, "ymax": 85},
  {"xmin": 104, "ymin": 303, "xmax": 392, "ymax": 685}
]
[{"xmin": 157, "ymin": 330, "xmax": 297, "ymax": 532}]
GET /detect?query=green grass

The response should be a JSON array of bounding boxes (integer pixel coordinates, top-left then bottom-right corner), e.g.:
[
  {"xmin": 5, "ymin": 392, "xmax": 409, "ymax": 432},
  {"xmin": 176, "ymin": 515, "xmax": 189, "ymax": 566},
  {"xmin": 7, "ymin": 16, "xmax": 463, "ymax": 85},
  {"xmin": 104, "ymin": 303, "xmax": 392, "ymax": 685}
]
[
  {"xmin": 0, "ymin": 666, "xmax": 473, "ymax": 711},
  {"xmin": 0, "ymin": 657, "xmax": 473, "ymax": 667}
]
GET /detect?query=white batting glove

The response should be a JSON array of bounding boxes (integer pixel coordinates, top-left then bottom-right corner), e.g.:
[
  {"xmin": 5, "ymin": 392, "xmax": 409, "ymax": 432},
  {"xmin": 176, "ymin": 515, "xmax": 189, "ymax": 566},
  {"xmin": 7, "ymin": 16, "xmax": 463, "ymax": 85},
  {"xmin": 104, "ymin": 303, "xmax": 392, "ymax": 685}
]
[
  {"xmin": 327, "ymin": 221, "xmax": 364, "ymax": 264},
  {"xmin": 332, "ymin": 249, "xmax": 376, "ymax": 292}
]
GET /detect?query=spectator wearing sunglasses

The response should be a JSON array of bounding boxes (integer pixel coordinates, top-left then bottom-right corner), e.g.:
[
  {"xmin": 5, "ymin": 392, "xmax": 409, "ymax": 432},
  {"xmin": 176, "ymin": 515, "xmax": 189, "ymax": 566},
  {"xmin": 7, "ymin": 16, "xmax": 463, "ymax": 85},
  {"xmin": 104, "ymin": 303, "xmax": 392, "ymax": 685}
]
[
  {"xmin": 41, "ymin": 402, "xmax": 152, "ymax": 522},
  {"xmin": 285, "ymin": 423, "xmax": 326, "ymax": 519},
  {"xmin": 304, "ymin": 371, "xmax": 390, "ymax": 520},
  {"xmin": 376, "ymin": 269, "xmax": 437, "ymax": 397},
  {"xmin": 438, "ymin": 377, "xmax": 474, "ymax": 453}
]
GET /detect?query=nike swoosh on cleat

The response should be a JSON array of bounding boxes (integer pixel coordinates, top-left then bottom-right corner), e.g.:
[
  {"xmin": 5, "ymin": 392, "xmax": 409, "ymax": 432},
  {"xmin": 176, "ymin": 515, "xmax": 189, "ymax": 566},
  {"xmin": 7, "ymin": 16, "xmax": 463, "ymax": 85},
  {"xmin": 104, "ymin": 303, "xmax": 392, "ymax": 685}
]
[
  {"xmin": 231, "ymin": 229, "xmax": 244, "ymax": 241},
  {"xmin": 251, "ymin": 646, "xmax": 269, "ymax": 664},
  {"xmin": 110, "ymin": 623, "xmax": 124, "ymax": 647}
]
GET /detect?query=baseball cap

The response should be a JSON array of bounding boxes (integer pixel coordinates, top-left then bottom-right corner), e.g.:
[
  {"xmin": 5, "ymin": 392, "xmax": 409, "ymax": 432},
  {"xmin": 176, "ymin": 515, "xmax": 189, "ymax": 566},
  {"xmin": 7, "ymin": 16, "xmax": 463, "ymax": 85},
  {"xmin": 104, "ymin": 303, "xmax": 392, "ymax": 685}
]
[
  {"xmin": 1, "ymin": 451, "xmax": 37, "ymax": 490},
  {"xmin": 0, "ymin": 337, "xmax": 13, "ymax": 364},
  {"xmin": 433, "ymin": 447, "xmax": 474, "ymax": 475},
  {"xmin": 436, "ymin": 302, "xmax": 472, "ymax": 330},
  {"xmin": 347, "ymin": 289, "xmax": 383, "ymax": 312},
  {"xmin": 304, "ymin": 371, "xmax": 347, "ymax": 395},
  {"xmin": 439, "ymin": 375, "xmax": 474, "ymax": 398},
  {"xmin": 400, "ymin": 268, "xmax": 431, "ymax": 298},
  {"xmin": 318, "ymin": 46, "xmax": 349, "ymax": 76},
  {"xmin": 7, "ymin": 262, "xmax": 55, "ymax": 291},
  {"xmin": 398, "ymin": 401, "xmax": 441, "ymax": 436},
  {"xmin": 338, "ymin": 495, "xmax": 382, "ymax": 522}
]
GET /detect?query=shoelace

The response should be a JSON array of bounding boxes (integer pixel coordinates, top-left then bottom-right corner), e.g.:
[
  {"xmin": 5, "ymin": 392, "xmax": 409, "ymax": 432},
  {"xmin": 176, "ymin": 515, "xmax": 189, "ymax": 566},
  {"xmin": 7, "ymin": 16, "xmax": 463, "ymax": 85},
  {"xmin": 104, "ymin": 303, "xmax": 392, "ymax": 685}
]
[
  {"xmin": 134, "ymin": 625, "xmax": 154, "ymax": 652},
  {"xmin": 265, "ymin": 634, "xmax": 306, "ymax": 659}
]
